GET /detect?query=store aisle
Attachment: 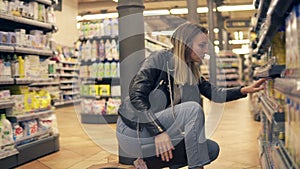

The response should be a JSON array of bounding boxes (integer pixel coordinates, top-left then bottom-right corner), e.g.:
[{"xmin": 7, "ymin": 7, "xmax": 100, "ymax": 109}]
[{"xmin": 16, "ymin": 96, "xmax": 261, "ymax": 169}]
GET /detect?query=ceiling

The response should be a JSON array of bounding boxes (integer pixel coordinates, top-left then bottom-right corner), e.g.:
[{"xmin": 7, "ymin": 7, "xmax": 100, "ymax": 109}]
[{"xmin": 77, "ymin": 0, "xmax": 256, "ymax": 42}]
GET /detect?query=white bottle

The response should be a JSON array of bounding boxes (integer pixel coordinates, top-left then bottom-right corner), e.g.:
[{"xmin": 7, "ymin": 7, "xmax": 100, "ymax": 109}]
[
  {"xmin": 111, "ymin": 18, "xmax": 118, "ymax": 37},
  {"xmin": 104, "ymin": 39, "xmax": 112, "ymax": 61},
  {"xmin": 1, "ymin": 114, "xmax": 14, "ymax": 150},
  {"xmin": 85, "ymin": 40, "xmax": 92, "ymax": 61},
  {"xmin": 103, "ymin": 18, "xmax": 111, "ymax": 36},
  {"xmin": 98, "ymin": 40, "xmax": 105, "ymax": 61},
  {"xmin": 91, "ymin": 40, "xmax": 97, "ymax": 61},
  {"xmin": 111, "ymin": 39, "xmax": 119, "ymax": 61}
]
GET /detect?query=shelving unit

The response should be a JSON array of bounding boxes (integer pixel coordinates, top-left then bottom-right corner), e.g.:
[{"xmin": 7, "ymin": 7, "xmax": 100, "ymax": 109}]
[
  {"xmin": 53, "ymin": 45, "xmax": 81, "ymax": 106},
  {"xmin": 0, "ymin": 1, "xmax": 60, "ymax": 168},
  {"xmin": 250, "ymin": 0, "xmax": 300, "ymax": 168},
  {"xmin": 216, "ymin": 51, "xmax": 241, "ymax": 87}
]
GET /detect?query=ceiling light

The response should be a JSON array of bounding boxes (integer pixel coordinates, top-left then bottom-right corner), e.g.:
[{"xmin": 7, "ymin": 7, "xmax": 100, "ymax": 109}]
[
  {"xmin": 112, "ymin": 0, "xmax": 118, "ymax": 2},
  {"xmin": 77, "ymin": 13, "xmax": 118, "ymax": 21},
  {"xmin": 217, "ymin": 5, "xmax": 255, "ymax": 12},
  {"xmin": 170, "ymin": 8, "xmax": 188, "ymax": 15},
  {"xmin": 229, "ymin": 39, "xmax": 250, "ymax": 44},
  {"xmin": 144, "ymin": 10, "xmax": 170, "ymax": 16},
  {"xmin": 213, "ymin": 28, "xmax": 219, "ymax": 33},
  {"xmin": 197, "ymin": 7, "xmax": 209, "ymax": 13}
]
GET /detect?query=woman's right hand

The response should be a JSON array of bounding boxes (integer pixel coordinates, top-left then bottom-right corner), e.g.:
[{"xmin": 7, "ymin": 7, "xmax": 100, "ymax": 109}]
[{"xmin": 155, "ymin": 132, "xmax": 175, "ymax": 162}]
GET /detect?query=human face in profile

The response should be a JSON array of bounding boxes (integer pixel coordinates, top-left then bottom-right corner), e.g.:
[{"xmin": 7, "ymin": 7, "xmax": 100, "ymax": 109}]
[{"xmin": 190, "ymin": 33, "xmax": 209, "ymax": 64}]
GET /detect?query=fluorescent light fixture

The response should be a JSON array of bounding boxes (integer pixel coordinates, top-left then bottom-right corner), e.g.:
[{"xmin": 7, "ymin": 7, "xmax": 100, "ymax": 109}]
[
  {"xmin": 217, "ymin": 5, "xmax": 255, "ymax": 12},
  {"xmin": 77, "ymin": 4, "xmax": 255, "ymax": 21},
  {"xmin": 229, "ymin": 39, "xmax": 250, "ymax": 44},
  {"xmin": 77, "ymin": 13, "xmax": 118, "ymax": 21},
  {"xmin": 170, "ymin": 8, "xmax": 188, "ymax": 15},
  {"xmin": 232, "ymin": 48, "xmax": 250, "ymax": 55},
  {"xmin": 197, "ymin": 7, "xmax": 209, "ymax": 13},
  {"xmin": 112, "ymin": 0, "xmax": 118, "ymax": 2},
  {"xmin": 144, "ymin": 10, "xmax": 170, "ymax": 16}
]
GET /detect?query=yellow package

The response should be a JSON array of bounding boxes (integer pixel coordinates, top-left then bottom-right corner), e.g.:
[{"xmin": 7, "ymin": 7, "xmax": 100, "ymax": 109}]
[
  {"xmin": 39, "ymin": 90, "xmax": 51, "ymax": 109},
  {"xmin": 99, "ymin": 85, "xmax": 110, "ymax": 96}
]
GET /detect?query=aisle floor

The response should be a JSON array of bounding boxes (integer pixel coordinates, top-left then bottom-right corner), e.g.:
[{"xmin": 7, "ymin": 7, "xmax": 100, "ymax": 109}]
[{"xmin": 16, "ymin": 97, "xmax": 261, "ymax": 169}]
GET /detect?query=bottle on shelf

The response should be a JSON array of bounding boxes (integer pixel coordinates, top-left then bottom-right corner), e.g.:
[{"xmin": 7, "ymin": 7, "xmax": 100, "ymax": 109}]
[
  {"xmin": 18, "ymin": 56, "xmax": 25, "ymax": 78},
  {"xmin": 1, "ymin": 114, "xmax": 14, "ymax": 151},
  {"xmin": 98, "ymin": 39, "xmax": 105, "ymax": 61}
]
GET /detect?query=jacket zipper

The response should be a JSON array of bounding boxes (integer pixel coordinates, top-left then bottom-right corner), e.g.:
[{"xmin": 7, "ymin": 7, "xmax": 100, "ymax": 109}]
[{"xmin": 148, "ymin": 112, "xmax": 163, "ymax": 132}]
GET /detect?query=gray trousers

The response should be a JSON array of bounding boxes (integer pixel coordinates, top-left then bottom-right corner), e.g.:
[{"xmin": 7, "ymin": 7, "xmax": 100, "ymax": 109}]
[{"xmin": 116, "ymin": 101, "xmax": 219, "ymax": 168}]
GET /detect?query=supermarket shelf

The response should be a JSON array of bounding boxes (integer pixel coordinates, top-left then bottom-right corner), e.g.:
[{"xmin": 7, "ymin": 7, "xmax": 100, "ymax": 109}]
[
  {"xmin": 272, "ymin": 140, "xmax": 299, "ymax": 169},
  {"xmin": 60, "ymin": 61, "xmax": 78, "ymax": 65},
  {"xmin": 7, "ymin": 109, "xmax": 53, "ymax": 123},
  {"xmin": 29, "ymin": 81, "xmax": 60, "ymax": 86},
  {"xmin": 274, "ymin": 78, "xmax": 300, "ymax": 101},
  {"xmin": 259, "ymin": 93, "xmax": 284, "ymax": 123},
  {"xmin": 0, "ymin": 45, "xmax": 14, "ymax": 53},
  {"xmin": 63, "ymin": 91, "xmax": 80, "ymax": 95},
  {"xmin": 253, "ymin": 0, "xmax": 294, "ymax": 54},
  {"xmin": 35, "ymin": 0, "xmax": 52, "ymax": 6},
  {"xmin": 80, "ymin": 95, "xmax": 116, "ymax": 99},
  {"xmin": 0, "ymin": 100, "xmax": 14, "ymax": 109},
  {"xmin": 15, "ymin": 78, "xmax": 54, "ymax": 84},
  {"xmin": 253, "ymin": 65, "xmax": 285, "ymax": 78},
  {"xmin": 217, "ymin": 58, "xmax": 239, "ymax": 62},
  {"xmin": 57, "ymin": 67, "xmax": 79, "ymax": 71},
  {"xmin": 60, "ymin": 80, "xmax": 77, "ymax": 84},
  {"xmin": 81, "ymin": 113, "xmax": 118, "ymax": 124},
  {"xmin": 0, "ymin": 149, "xmax": 18, "ymax": 161},
  {"xmin": 14, "ymin": 47, "xmax": 53, "ymax": 56},
  {"xmin": 15, "ymin": 129, "xmax": 51, "ymax": 145},
  {"xmin": 80, "ymin": 77, "xmax": 120, "ymax": 85},
  {"xmin": 16, "ymin": 134, "xmax": 59, "ymax": 166},
  {"xmin": 0, "ymin": 78, "xmax": 14, "ymax": 85},
  {"xmin": 253, "ymin": 0, "xmax": 272, "ymax": 32},
  {"xmin": 60, "ymin": 85, "xmax": 79, "ymax": 90},
  {"xmin": 0, "ymin": 13, "xmax": 54, "ymax": 32},
  {"xmin": 54, "ymin": 99, "xmax": 81, "ymax": 106},
  {"xmin": 59, "ymin": 74, "xmax": 78, "ymax": 77},
  {"xmin": 145, "ymin": 36, "xmax": 170, "ymax": 48}
]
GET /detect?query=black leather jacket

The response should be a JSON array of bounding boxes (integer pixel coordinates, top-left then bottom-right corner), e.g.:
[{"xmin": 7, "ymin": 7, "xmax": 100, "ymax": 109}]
[{"xmin": 118, "ymin": 49, "xmax": 247, "ymax": 136}]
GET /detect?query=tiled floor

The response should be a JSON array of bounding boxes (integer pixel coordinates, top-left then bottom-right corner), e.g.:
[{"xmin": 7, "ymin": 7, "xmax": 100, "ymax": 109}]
[{"xmin": 16, "ymin": 96, "xmax": 261, "ymax": 169}]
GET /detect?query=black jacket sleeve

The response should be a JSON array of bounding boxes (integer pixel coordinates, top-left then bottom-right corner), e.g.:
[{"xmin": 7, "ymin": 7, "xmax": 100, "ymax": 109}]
[
  {"xmin": 198, "ymin": 77, "xmax": 247, "ymax": 103},
  {"xmin": 129, "ymin": 52, "xmax": 167, "ymax": 136}
]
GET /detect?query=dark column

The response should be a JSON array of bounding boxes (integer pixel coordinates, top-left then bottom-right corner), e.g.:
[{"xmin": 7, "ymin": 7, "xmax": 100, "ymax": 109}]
[
  {"xmin": 117, "ymin": 0, "xmax": 146, "ymax": 101},
  {"xmin": 217, "ymin": 11, "xmax": 224, "ymax": 50},
  {"xmin": 117, "ymin": 0, "xmax": 145, "ymax": 165},
  {"xmin": 207, "ymin": 0, "xmax": 217, "ymax": 85},
  {"xmin": 186, "ymin": 0, "xmax": 198, "ymax": 24}
]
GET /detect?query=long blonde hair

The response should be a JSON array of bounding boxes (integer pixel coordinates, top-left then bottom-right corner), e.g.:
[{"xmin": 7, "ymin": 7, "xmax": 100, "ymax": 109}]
[{"xmin": 171, "ymin": 22, "xmax": 208, "ymax": 85}]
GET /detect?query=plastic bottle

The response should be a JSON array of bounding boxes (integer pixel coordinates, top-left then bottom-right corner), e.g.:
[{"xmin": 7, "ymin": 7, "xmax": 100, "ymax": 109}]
[
  {"xmin": 104, "ymin": 39, "xmax": 112, "ymax": 61},
  {"xmin": 11, "ymin": 54, "xmax": 18, "ymax": 77},
  {"xmin": 91, "ymin": 40, "xmax": 97, "ymax": 61},
  {"xmin": 111, "ymin": 39, "xmax": 118, "ymax": 61},
  {"xmin": 111, "ymin": 18, "xmax": 118, "ymax": 37},
  {"xmin": 1, "ymin": 114, "xmax": 14, "ymax": 150},
  {"xmin": 98, "ymin": 40, "xmax": 105, "ymax": 61},
  {"xmin": 85, "ymin": 40, "xmax": 92, "ymax": 61},
  {"xmin": 18, "ymin": 56, "xmax": 24, "ymax": 78},
  {"xmin": 103, "ymin": 18, "xmax": 111, "ymax": 36},
  {"xmin": 111, "ymin": 61, "xmax": 117, "ymax": 77},
  {"xmin": 104, "ymin": 62, "xmax": 111, "ymax": 77}
]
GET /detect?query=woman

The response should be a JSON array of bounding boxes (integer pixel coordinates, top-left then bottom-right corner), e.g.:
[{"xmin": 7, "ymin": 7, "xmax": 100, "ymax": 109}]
[{"xmin": 116, "ymin": 22, "xmax": 265, "ymax": 169}]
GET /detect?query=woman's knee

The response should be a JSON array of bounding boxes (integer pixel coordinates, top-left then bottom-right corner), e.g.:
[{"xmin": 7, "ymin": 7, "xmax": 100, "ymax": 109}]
[
  {"xmin": 180, "ymin": 101, "xmax": 204, "ymax": 116},
  {"xmin": 207, "ymin": 139, "xmax": 220, "ymax": 162}
]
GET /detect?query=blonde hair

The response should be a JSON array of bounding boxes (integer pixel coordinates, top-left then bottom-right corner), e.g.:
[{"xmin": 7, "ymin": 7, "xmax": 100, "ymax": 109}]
[{"xmin": 171, "ymin": 22, "xmax": 208, "ymax": 85}]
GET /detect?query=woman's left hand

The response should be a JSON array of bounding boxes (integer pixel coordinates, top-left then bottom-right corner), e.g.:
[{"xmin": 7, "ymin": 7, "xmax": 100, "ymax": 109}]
[{"xmin": 240, "ymin": 78, "xmax": 266, "ymax": 95}]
